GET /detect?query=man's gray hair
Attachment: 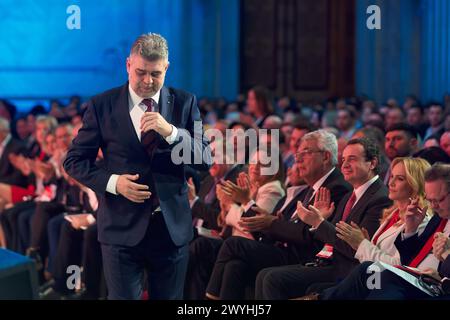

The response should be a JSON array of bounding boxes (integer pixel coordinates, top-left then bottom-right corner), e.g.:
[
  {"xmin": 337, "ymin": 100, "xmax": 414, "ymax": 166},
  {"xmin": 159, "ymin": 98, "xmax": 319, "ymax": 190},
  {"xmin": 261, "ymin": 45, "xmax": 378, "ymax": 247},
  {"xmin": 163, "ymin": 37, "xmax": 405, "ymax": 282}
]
[
  {"xmin": 130, "ymin": 33, "xmax": 169, "ymax": 62},
  {"xmin": 301, "ymin": 129, "xmax": 338, "ymax": 166},
  {"xmin": 0, "ymin": 117, "xmax": 10, "ymax": 132}
]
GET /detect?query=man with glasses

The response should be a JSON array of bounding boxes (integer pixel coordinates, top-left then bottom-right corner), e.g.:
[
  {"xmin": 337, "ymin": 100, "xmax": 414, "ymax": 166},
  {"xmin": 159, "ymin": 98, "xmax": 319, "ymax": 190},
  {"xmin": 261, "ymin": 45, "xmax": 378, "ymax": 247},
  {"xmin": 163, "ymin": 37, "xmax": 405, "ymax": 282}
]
[
  {"xmin": 392, "ymin": 164, "xmax": 450, "ymax": 296},
  {"xmin": 256, "ymin": 137, "xmax": 391, "ymax": 299},
  {"xmin": 203, "ymin": 130, "xmax": 351, "ymax": 299}
]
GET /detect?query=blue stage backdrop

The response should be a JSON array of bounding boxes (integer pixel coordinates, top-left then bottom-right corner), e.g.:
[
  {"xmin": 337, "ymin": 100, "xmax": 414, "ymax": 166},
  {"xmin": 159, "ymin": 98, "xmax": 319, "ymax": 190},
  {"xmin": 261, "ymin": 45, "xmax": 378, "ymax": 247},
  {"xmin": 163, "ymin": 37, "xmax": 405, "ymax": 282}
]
[
  {"xmin": 356, "ymin": 0, "xmax": 450, "ymax": 104},
  {"xmin": 0, "ymin": 0, "xmax": 239, "ymax": 111}
]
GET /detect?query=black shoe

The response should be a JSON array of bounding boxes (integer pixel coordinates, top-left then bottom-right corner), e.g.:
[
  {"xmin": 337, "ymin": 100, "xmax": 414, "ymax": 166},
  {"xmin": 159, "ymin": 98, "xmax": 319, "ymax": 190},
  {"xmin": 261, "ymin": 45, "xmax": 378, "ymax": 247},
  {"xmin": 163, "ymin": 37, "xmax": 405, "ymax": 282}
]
[{"xmin": 26, "ymin": 248, "xmax": 43, "ymax": 271}]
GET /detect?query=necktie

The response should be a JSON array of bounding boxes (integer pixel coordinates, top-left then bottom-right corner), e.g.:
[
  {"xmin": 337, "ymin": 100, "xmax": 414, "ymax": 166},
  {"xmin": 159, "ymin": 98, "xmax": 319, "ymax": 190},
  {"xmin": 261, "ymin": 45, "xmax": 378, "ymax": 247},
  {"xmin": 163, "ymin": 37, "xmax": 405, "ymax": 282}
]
[
  {"xmin": 141, "ymin": 98, "xmax": 160, "ymax": 159},
  {"xmin": 302, "ymin": 187, "xmax": 314, "ymax": 207},
  {"xmin": 341, "ymin": 191, "xmax": 356, "ymax": 221},
  {"xmin": 290, "ymin": 187, "xmax": 314, "ymax": 222},
  {"xmin": 141, "ymin": 98, "xmax": 160, "ymax": 211}
]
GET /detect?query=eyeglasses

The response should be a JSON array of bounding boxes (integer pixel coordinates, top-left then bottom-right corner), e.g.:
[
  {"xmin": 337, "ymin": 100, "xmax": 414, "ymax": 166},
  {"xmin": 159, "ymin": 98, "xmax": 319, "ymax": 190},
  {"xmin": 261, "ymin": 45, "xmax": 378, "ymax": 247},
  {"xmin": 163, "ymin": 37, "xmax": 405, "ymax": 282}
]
[
  {"xmin": 426, "ymin": 192, "xmax": 450, "ymax": 206},
  {"xmin": 295, "ymin": 149, "xmax": 323, "ymax": 159}
]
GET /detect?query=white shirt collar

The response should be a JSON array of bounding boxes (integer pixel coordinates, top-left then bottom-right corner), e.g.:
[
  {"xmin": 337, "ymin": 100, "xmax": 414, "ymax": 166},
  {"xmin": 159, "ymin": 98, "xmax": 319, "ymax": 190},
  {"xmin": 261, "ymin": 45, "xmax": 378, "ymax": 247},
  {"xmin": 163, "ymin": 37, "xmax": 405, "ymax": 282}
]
[
  {"xmin": 353, "ymin": 174, "xmax": 379, "ymax": 203},
  {"xmin": 312, "ymin": 167, "xmax": 336, "ymax": 192},
  {"xmin": 128, "ymin": 84, "xmax": 161, "ymax": 111}
]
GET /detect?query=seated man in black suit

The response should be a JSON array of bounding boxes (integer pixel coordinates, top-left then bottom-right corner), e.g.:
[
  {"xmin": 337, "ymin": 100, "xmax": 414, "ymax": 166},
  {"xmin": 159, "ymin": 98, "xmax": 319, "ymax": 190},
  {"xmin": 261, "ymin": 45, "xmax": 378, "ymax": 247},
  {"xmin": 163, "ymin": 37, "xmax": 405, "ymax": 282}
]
[
  {"xmin": 255, "ymin": 137, "xmax": 392, "ymax": 299},
  {"xmin": 205, "ymin": 130, "xmax": 352, "ymax": 300}
]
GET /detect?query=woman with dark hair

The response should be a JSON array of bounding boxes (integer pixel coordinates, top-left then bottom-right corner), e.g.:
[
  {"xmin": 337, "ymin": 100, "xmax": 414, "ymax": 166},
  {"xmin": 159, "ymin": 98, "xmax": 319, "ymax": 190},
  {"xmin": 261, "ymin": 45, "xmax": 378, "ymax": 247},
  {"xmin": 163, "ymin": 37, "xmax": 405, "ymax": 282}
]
[{"xmin": 246, "ymin": 86, "xmax": 275, "ymax": 128}]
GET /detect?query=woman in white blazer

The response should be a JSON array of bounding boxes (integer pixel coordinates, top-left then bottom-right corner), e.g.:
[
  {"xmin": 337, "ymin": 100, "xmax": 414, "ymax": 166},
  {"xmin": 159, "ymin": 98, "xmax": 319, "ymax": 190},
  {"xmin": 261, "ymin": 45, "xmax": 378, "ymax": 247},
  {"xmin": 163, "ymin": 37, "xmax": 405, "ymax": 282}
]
[
  {"xmin": 335, "ymin": 157, "xmax": 432, "ymax": 265},
  {"xmin": 221, "ymin": 150, "xmax": 285, "ymax": 239}
]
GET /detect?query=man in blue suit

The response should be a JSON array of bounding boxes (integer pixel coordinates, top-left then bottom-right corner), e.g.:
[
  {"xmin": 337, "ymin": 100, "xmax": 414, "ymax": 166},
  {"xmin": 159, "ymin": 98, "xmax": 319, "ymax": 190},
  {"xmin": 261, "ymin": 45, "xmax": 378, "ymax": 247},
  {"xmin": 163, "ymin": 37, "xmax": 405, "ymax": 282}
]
[{"xmin": 64, "ymin": 33, "xmax": 211, "ymax": 299}]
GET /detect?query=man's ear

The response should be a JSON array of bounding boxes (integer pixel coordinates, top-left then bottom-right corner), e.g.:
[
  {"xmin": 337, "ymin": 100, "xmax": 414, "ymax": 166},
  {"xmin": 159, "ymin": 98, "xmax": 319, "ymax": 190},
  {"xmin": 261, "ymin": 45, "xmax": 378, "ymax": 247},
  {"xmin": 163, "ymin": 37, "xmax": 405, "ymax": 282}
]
[
  {"xmin": 126, "ymin": 57, "xmax": 131, "ymax": 74},
  {"xmin": 165, "ymin": 61, "xmax": 170, "ymax": 72},
  {"xmin": 370, "ymin": 157, "xmax": 378, "ymax": 171}
]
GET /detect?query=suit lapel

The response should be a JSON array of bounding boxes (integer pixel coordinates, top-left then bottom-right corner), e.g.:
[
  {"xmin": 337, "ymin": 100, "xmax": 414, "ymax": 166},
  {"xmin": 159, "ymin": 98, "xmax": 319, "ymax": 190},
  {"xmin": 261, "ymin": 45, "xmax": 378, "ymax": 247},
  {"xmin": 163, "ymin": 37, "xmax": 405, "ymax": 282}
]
[
  {"xmin": 115, "ymin": 83, "xmax": 147, "ymax": 155},
  {"xmin": 159, "ymin": 86, "xmax": 174, "ymax": 125},
  {"xmin": 345, "ymin": 179, "xmax": 382, "ymax": 222}
]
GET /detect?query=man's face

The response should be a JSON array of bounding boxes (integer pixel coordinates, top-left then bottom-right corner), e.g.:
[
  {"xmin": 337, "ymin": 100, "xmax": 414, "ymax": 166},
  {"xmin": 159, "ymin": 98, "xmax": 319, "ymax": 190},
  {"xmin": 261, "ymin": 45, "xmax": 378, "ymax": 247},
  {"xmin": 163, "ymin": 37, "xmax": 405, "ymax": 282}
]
[
  {"xmin": 341, "ymin": 143, "xmax": 375, "ymax": 188},
  {"xmin": 428, "ymin": 105, "xmax": 443, "ymax": 127},
  {"xmin": 425, "ymin": 180, "xmax": 450, "ymax": 219},
  {"xmin": 336, "ymin": 110, "xmax": 352, "ymax": 131},
  {"xmin": 385, "ymin": 130, "xmax": 415, "ymax": 160},
  {"xmin": 407, "ymin": 108, "xmax": 422, "ymax": 126},
  {"xmin": 55, "ymin": 127, "xmax": 72, "ymax": 151},
  {"xmin": 287, "ymin": 163, "xmax": 303, "ymax": 186},
  {"xmin": 295, "ymin": 139, "xmax": 327, "ymax": 185},
  {"xmin": 127, "ymin": 54, "xmax": 168, "ymax": 98},
  {"xmin": 440, "ymin": 132, "xmax": 450, "ymax": 157},
  {"xmin": 385, "ymin": 109, "xmax": 404, "ymax": 129}
]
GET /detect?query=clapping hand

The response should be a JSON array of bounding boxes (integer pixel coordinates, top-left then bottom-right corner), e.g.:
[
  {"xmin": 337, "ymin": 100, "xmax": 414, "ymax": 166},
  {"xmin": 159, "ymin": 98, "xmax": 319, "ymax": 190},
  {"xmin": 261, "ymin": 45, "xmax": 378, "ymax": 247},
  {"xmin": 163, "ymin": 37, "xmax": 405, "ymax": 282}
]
[
  {"xmin": 404, "ymin": 197, "xmax": 427, "ymax": 234},
  {"xmin": 221, "ymin": 173, "xmax": 252, "ymax": 205},
  {"xmin": 433, "ymin": 232, "xmax": 450, "ymax": 261},
  {"xmin": 313, "ymin": 187, "xmax": 335, "ymax": 220},
  {"xmin": 238, "ymin": 207, "xmax": 277, "ymax": 232},
  {"xmin": 336, "ymin": 221, "xmax": 370, "ymax": 250}
]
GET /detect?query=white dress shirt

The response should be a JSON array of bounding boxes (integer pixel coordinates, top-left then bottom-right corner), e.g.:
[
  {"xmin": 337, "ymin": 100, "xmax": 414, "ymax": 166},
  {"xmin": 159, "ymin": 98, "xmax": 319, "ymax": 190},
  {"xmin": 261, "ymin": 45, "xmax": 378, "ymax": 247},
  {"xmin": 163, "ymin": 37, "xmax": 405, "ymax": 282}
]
[{"xmin": 106, "ymin": 85, "xmax": 178, "ymax": 194}]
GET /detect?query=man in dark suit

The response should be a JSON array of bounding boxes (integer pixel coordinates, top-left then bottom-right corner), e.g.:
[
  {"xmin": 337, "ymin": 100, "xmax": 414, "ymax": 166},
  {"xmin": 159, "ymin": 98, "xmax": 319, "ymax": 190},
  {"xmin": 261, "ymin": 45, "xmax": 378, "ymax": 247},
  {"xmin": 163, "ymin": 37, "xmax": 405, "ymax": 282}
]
[
  {"xmin": 255, "ymin": 137, "xmax": 391, "ymax": 299},
  {"xmin": 0, "ymin": 117, "xmax": 28, "ymax": 187},
  {"xmin": 317, "ymin": 163, "xmax": 450, "ymax": 300},
  {"xmin": 64, "ymin": 33, "xmax": 211, "ymax": 300},
  {"xmin": 204, "ymin": 130, "xmax": 352, "ymax": 300}
]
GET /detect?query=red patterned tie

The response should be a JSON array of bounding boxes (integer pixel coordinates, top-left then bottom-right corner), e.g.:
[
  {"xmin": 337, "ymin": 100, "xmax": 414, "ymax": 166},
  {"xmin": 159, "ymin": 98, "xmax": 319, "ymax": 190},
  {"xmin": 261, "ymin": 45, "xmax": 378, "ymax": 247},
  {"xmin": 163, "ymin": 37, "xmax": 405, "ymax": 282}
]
[
  {"xmin": 141, "ymin": 98, "xmax": 160, "ymax": 159},
  {"xmin": 341, "ymin": 192, "xmax": 356, "ymax": 221}
]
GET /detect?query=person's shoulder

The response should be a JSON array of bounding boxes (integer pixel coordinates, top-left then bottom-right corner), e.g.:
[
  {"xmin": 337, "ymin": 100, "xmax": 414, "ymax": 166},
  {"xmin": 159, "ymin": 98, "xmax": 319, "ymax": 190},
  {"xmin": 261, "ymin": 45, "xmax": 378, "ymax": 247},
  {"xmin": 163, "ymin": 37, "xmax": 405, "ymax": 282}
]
[{"xmin": 165, "ymin": 86, "xmax": 196, "ymax": 100}]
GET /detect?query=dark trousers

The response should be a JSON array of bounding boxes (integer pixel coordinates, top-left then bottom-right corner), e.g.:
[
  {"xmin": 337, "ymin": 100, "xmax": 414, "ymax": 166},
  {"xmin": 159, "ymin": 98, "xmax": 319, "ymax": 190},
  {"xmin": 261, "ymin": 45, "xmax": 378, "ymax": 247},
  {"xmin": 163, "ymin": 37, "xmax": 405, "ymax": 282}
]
[
  {"xmin": 53, "ymin": 220, "xmax": 84, "ymax": 293},
  {"xmin": 255, "ymin": 263, "xmax": 335, "ymax": 299},
  {"xmin": 0, "ymin": 200, "xmax": 35, "ymax": 252},
  {"xmin": 321, "ymin": 261, "xmax": 431, "ymax": 300},
  {"xmin": 30, "ymin": 202, "xmax": 65, "ymax": 259},
  {"xmin": 206, "ymin": 236, "xmax": 291, "ymax": 300},
  {"xmin": 81, "ymin": 224, "xmax": 102, "ymax": 299},
  {"xmin": 101, "ymin": 212, "xmax": 189, "ymax": 300},
  {"xmin": 16, "ymin": 207, "xmax": 35, "ymax": 253},
  {"xmin": 184, "ymin": 236, "xmax": 223, "ymax": 300}
]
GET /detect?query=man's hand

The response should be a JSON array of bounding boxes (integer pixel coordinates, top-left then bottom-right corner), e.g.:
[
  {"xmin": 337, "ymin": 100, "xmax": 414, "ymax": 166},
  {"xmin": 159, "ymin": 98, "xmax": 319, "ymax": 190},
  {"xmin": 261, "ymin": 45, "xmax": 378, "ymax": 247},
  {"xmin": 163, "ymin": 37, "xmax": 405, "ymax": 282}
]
[
  {"xmin": 404, "ymin": 197, "xmax": 427, "ymax": 234},
  {"xmin": 187, "ymin": 177, "xmax": 196, "ymax": 201},
  {"xmin": 238, "ymin": 207, "xmax": 277, "ymax": 232},
  {"xmin": 116, "ymin": 174, "xmax": 151, "ymax": 203},
  {"xmin": 335, "ymin": 221, "xmax": 370, "ymax": 251},
  {"xmin": 69, "ymin": 214, "xmax": 94, "ymax": 230},
  {"xmin": 140, "ymin": 112, "xmax": 172, "ymax": 137},
  {"xmin": 313, "ymin": 187, "xmax": 335, "ymax": 220},
  {"xmin": 296, "ymin": 201, "xmax": 324, "ymax": 228},
  {"xmin": 433, "ymin": 232, "xmax": 450, "ymax": 261},
  {"xmin": 221, "ymin": 180, "xmax": 251, "ymax": 205}
]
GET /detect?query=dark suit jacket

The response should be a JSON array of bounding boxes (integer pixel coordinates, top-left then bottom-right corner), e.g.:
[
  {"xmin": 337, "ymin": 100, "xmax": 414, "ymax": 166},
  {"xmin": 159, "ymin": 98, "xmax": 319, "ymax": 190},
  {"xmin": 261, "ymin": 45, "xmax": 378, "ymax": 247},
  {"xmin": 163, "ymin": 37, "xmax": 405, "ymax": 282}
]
[
  {"xmin": 262, "ymin": 168, "xmax": 352, "ymax": 262},
  {"xmin": 394, "ymin": 214, "xmax": 445, "ymax": 265},
  {"xmin": 0, "ymin": 137, "xmax": 28, "ymax": 187},
  {"xmin": 440, "ymin": 255, "xmax": 450, "ymax": 278},
  {"xmin": 314, "ymin": 178, "xmax": 392, "ymax": 280},
  {"xmin": 64, "ymin": 83, "xmax": 211, "ymax": 247}
]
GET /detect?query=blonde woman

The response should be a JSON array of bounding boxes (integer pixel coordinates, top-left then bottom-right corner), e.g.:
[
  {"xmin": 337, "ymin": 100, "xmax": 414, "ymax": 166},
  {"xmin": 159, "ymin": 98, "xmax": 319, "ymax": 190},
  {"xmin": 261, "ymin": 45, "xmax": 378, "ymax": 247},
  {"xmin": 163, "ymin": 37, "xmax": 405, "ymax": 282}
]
[{"xmin": 335, "ymin": 157, "xmax": 431, "ymax": 265}]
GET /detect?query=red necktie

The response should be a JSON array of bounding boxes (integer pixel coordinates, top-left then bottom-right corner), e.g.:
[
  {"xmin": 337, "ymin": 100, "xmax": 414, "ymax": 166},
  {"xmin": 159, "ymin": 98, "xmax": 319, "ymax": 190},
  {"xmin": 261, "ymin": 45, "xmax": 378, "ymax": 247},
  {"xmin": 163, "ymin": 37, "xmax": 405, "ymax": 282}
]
[
  {"xmin": 341, "ymin": 192, "xmax": 356, "ymax": 221},
  {"xmin": 141, "ymin": 98, "xmax": 160, "ymax": 159}
]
